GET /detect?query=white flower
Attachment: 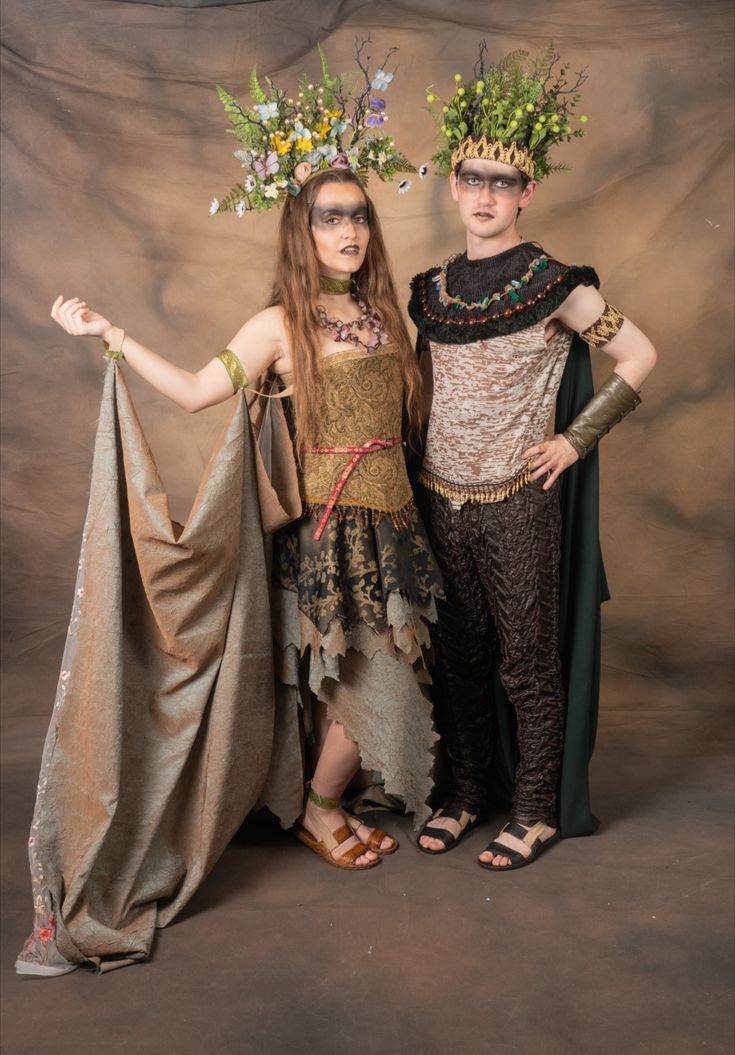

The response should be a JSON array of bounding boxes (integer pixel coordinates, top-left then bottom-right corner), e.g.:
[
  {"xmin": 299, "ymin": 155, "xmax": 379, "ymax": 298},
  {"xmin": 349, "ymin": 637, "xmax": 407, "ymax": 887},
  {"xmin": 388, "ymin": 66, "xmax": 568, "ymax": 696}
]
[
  {"xmin": 209, "ymin": 197, "xmax": 219, "ymax": 216},
  {"xmin": 264, "ymin": 185, "xmax": 280, "ymax": 199},
  {"xmin": 418, "ymin": 163, "xmax": 429, "ymax": 178},
  {"xmin": 398, "ymin": 179, "xmax": 412, "ymax": 194},
  {"xmin": 243, "ymin": 175, "xmax": 256, "ymax": 193},
  {"xmin": 371, "ymin": 69, "xmax": 394, "ymax": 91},
  {"xmin": 235, "ymin": 199, "xmax": 246, "ymax": 217},
  {"xmin": 378, "ymin": 152, "xmax": 387, "ymax": 164},
  {"xmin": 256, "ymin": 102, "xmax": 278, "ymax": 121},
  {"xmin": 288, "ymin": 121, "xmax": 312, "ymax": 143}
]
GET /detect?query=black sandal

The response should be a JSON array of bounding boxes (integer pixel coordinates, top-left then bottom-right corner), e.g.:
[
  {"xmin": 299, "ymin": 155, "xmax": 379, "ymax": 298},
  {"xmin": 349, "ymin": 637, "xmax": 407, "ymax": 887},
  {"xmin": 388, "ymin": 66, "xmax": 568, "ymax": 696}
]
[
  {"xmin": 417, "ymin": 801, "xmax": 479, "ymax": 855},
  {"xmin": 479, "ymin": 820, "xmax": 560, "ymax": 872}
]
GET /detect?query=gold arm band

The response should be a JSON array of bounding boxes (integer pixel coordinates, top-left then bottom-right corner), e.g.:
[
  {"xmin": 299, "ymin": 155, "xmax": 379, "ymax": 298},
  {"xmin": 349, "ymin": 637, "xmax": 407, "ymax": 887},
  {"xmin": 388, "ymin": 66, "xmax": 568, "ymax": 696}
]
[
  {"xmin": 562, "ymin": 373, "xmax": 642, "ymax": 459},
  {"xmin": 103, "ymin": 326, "xmax": 126, "ymax": 360},
  {"xmin": 216, "ymin": 348, "xmax": 248, "ymax": 392},
  {"xmin": 580, "ymin": 303, "xmax": 625, "ymax": 347}
]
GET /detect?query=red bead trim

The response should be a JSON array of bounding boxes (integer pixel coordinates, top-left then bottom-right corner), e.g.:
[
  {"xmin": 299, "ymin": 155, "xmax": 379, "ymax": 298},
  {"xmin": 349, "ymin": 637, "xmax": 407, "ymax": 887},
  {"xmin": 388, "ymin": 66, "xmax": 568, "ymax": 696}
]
[{"xmin": 418, "ymin": 272, "xmax": 565, "ymax": 327}]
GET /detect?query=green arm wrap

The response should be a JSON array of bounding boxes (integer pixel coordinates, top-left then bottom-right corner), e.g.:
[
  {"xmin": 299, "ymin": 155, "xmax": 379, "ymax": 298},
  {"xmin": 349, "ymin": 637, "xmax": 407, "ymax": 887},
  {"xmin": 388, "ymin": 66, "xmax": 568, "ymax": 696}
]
[
  {"xmin": 562, "ymin": 372, "xmax": 641, "ymax": 459},
  {"xmin": 216, "ymin": 348, "xmax": 248, "ymax": 393}
]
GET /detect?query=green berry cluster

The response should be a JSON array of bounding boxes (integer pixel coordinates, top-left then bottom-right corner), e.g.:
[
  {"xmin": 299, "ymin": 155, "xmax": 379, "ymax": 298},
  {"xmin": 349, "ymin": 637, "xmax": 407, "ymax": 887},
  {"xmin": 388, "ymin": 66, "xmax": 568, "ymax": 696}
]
[{"xmin": 426, "ymin": 45, "xmax": 589, "ymax": 180}]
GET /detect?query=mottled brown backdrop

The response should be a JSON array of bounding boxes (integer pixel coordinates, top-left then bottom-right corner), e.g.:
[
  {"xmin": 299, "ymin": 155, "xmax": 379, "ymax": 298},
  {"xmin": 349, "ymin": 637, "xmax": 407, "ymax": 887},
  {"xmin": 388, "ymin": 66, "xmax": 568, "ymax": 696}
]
[{"xmin": 2, "ymin": 0, "xmax": 733, "ymax": 722}]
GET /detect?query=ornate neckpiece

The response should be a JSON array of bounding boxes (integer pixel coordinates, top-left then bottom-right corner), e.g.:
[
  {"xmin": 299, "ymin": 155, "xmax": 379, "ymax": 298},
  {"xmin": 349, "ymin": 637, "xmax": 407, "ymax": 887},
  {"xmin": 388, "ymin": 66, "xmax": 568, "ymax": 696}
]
[
  {"xmin": 434, "ymin": 253, "xmax": 549, "ymax": 311},
  {"xmin": 316, "ymin": 296, "xmax": 387, "ymax": 354},
  {"xmin": 319, "ymin": 275, "xmax": 352, "ymax": 295}
]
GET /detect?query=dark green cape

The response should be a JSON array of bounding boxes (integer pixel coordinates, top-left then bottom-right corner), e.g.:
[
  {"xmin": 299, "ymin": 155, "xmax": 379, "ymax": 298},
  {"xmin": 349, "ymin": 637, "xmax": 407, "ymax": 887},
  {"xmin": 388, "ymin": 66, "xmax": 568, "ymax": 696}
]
[{"xmin": 409, "ymin": 253, "xmax": 608, "ymax": 837}]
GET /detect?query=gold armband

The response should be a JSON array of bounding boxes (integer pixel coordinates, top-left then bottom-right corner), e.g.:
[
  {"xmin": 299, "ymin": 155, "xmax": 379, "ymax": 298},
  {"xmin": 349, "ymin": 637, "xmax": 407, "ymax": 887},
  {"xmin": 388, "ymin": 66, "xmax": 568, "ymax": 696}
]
[
  {"xmin": 580, "ymin": 303, "xmax": 625, "ymax": 347},
  {"xmin": 103, "ymin": 326, "xmax": 126, "ymax": 360},
  {"xmin": 562, "ymin": 373, "xmax": 641, "ymax": 459},
  {"xmin": 216, "ymin": 348, "xmax": 248, "ymax": 393}
]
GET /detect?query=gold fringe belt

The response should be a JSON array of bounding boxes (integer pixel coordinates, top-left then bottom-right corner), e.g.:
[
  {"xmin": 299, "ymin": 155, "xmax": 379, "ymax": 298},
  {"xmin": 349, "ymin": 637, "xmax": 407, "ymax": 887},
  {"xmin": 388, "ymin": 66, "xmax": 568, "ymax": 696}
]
[
  {"xmin": 303, "ymin": 435, "xmax": 403, "ymax": 540},
  {"xmin": 418, "ymin": 460, "xmax": 533, "ymax": 505}
]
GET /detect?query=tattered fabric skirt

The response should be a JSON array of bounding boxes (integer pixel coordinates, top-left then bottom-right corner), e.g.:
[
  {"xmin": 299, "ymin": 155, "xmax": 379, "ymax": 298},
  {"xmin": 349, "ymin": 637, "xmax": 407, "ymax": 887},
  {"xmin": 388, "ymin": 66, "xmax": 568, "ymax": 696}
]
[{"xmin": 259, "ymin": 503, "xmax": 443, "ymax": 830}]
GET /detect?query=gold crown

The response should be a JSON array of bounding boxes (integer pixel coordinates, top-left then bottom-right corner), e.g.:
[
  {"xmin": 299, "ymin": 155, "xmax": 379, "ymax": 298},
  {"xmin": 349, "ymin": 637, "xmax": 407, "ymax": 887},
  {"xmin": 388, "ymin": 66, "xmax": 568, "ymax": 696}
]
[{"xmin": 450, "ymin": 136, "xmax": 536, "ymax": 180}]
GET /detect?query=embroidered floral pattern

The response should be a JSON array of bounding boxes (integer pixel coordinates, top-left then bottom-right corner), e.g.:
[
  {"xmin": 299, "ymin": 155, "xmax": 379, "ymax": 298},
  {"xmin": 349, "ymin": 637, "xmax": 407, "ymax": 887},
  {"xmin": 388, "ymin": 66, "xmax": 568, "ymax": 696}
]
[{"xmin": 274, "ymin": 505, "xmax": 441, "ymax": 637}]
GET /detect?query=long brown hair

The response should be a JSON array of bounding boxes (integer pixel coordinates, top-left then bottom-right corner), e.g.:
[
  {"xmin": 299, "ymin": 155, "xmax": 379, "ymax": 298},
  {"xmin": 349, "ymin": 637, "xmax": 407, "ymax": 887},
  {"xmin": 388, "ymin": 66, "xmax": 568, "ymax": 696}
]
[{"xmin": 267, "ymin": 169, "xmax": 422, "ymax": 455}]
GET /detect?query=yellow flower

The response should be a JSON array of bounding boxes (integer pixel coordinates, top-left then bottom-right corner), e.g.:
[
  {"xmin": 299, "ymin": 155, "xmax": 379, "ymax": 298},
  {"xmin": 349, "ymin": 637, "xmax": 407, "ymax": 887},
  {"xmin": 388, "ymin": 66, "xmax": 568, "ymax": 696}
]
[
  {"xmin": 295, "ymin": 136, "xmax": 312, "ymax": 152},
  {"xmin": 315, "ymin": 119, "xmax": 331, "ymax": 139},
  {"xmin": 269, "ymin": 133, "xmax": 291, "ymax": 156}
]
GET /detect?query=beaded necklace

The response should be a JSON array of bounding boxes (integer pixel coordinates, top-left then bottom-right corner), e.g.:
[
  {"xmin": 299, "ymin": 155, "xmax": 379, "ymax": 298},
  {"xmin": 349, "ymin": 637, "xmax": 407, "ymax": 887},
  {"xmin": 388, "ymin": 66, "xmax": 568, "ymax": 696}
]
[
  {"xmin": 433, "ymin": 253, "xmax": 549, "ymax": 311},
  {"xmin": 316, "ymin": 296, "xmax": 388, "ymax": 354}
]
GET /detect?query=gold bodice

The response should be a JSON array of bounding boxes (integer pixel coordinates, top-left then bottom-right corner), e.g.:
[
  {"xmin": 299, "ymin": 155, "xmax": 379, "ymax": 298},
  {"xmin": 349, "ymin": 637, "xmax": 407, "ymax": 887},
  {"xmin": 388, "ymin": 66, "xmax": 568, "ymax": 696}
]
[{"xmin": 297, "ymin": 347, "xmax": 413, "ymax": 515}]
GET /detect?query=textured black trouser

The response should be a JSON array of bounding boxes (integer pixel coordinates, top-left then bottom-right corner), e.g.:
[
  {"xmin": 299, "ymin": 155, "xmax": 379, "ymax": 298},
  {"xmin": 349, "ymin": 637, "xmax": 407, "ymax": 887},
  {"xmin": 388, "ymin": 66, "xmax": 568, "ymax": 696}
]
[{"xmin": 420, "ymin": 480, "xmax": 564, "ymax": 827}]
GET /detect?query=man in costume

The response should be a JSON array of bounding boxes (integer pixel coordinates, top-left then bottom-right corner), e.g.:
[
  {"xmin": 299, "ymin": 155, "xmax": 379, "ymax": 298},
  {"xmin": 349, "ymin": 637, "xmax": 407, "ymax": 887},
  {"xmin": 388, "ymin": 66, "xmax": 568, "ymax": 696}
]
[{"xmin": 410, "ymin": 45, "xmax": 657, "ymax": 868}]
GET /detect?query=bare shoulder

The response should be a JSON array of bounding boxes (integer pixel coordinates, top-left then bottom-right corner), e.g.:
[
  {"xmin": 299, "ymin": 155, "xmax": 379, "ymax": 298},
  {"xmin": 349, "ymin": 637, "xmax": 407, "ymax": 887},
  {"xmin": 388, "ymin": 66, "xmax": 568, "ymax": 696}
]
[
  {"xmin": 237, "ymin": 304, "xmax": 286, "ymax": 339},
  {"xmin": 227, "ymin": 304, "xmax": 286, "ymax": 358},
  {"xmin": 551, "ymin": 283, "xmax": 605, "ymax": 330}
]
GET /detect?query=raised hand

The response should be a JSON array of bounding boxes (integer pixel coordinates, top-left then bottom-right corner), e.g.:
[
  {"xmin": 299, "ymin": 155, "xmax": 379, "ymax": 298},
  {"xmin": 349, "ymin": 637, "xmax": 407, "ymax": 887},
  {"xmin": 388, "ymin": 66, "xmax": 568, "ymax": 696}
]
[
  {"xmin": 523, "ymin": 434, "xmax": 579, "ymax": 491},
  {"xmin": 51, "ymin": 296, "xmax": 112, "ymax": 341}
]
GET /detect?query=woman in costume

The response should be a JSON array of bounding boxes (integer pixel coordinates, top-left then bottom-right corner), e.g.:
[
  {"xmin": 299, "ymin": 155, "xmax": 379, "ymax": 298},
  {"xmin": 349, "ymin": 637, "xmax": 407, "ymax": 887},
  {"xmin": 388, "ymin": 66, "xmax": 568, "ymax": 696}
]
[{"xmin": 17, "ymin": 45, "xmax": 440, "ymax": 975}]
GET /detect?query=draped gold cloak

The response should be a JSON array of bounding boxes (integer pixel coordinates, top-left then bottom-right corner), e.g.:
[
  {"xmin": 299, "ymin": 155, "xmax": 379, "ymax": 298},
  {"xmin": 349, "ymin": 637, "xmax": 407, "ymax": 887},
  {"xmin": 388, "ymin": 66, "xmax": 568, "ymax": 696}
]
[{"xmin": 16, "ymin": 365, "xmax": 279, "ymax": 974}]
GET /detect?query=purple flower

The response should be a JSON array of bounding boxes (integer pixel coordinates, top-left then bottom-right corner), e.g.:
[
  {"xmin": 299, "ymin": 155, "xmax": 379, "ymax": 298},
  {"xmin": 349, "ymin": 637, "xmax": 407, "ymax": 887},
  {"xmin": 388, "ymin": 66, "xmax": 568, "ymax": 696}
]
[
  {"xmin": 329, "ymin": 153, "xmax": 351, "ymax": 168},
  {"xmin": 365, "ymin": 114, "xmax": 385, "ymax": 127},
  {"xmin": 370, "ymin": 98, "xmax": 386, "ymax": 111}
]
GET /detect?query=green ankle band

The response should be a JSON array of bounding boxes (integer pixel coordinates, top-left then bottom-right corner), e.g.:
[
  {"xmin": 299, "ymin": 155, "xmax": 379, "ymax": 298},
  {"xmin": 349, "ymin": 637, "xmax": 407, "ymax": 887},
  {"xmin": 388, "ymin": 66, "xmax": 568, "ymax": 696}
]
[{"xmin": 308, "ymin": 786, "xmax": 341, "ymax": 810}]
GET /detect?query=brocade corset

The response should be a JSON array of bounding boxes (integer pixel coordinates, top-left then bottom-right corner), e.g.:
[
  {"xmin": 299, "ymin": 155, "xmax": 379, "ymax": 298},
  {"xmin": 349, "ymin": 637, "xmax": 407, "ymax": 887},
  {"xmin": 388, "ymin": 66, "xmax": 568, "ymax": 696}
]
[{"xmin": 298, "ymin": 347, "xmax": 413, "ymax": 515}]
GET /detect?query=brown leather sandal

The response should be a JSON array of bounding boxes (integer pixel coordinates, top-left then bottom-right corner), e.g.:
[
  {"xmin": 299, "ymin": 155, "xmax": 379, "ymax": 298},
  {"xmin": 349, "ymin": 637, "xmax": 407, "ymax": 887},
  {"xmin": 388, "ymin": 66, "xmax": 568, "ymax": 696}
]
[
  {"xmin": 295, "ymin": 787, "xmax": 381, "ymax": 871},
  {"xmin": 345, "ymin": 813, "xmax": 399, "ymax": 855}
]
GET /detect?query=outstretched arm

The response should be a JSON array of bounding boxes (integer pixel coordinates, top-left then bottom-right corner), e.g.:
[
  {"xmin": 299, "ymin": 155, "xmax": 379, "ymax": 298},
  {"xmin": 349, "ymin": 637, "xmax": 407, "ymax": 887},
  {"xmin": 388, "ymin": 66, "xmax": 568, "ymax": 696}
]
[
  {"xmin": 524, "ymin": 284, "xmax": 657, "ymax": 489},
  {"xmin": 51, "ymin": 296, "xmax": 286, "ymax": 413}
]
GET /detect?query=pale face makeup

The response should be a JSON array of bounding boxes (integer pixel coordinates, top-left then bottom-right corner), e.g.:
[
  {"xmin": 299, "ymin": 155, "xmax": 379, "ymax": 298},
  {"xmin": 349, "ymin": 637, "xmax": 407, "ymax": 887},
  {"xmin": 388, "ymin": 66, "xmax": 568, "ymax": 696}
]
[
  {"xmin": 450, "ymin": 159, "xmax": 537, "ymax": 257},
  {"xmin": 310, "ymin": 182, "xmax": 370, "ymax": 278}
]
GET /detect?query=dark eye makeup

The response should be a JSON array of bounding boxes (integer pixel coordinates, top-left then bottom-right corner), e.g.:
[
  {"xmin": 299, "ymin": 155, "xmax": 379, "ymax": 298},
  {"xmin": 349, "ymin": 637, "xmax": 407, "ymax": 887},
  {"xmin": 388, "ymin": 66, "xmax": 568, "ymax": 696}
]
[{"xmin": 313, "ymin": 206, "xmax": 369, "ymax": 224}]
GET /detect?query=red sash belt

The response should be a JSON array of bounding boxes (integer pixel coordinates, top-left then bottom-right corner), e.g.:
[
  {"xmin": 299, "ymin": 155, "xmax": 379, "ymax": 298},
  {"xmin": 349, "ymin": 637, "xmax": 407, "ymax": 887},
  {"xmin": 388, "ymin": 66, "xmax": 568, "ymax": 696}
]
[{"xmin": 303, "ymin": 435, "xmax": 403, "ymax": 540}]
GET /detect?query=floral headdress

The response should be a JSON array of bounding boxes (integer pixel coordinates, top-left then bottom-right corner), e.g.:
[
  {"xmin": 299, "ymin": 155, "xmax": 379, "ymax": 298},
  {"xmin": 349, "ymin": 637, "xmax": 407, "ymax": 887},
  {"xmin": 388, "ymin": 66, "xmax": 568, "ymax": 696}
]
[
  {"xmin": 426, "ymin": 43, "xmax": 589, "ymax": 182},
  {"xmin": 210, "ymin": 39, "xmax": 416, "ymax": 217}
]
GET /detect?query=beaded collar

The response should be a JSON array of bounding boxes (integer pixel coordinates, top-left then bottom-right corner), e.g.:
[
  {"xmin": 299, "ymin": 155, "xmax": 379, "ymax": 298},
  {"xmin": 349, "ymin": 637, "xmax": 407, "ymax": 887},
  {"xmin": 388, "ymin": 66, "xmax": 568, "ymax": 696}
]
[
  {"xmin": 409, "ymin": 244, "xmax": 599, "ymax": 345},
  {"xmin": 434, "ymin": 253, "xmax": 549, "ymax": 311}
]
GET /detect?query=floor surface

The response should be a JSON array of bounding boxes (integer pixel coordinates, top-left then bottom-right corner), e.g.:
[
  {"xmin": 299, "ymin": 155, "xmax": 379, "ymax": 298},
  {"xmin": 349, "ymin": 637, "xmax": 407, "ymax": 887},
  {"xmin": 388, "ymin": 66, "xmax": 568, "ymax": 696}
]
[{"xmin": 2, "ymin": 667, "xmax": 732, "ymax": 1055}]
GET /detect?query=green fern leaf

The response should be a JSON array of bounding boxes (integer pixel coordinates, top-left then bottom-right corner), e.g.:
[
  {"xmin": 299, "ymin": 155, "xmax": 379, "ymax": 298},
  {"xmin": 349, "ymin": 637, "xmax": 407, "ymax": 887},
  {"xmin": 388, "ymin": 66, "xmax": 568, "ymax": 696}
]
[
  {"xmin": 318, "ymin": 42, "xmax": 331, "ymax": 85},
  {"xmin": 249, "ymin": 66, "xmax": 267, "ymax": 104},
  {"xmin": 496, "ymin": 49, "xmax": 528, "ymax": 72},
  {"xmin": 532, "ymin": 42, "xmax": 556, "ymax": 78},
  {"xmin": 215, "ymin": 183, "xmax": 250, "ymax": 214}
]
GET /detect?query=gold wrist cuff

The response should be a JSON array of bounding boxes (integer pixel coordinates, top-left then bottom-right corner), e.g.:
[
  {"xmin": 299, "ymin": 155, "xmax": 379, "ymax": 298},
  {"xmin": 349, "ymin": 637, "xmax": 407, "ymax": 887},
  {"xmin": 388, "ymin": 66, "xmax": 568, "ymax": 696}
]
[
  {"xmin": 216, "ymin": 348, "xmax": 248, "ymax": 393},
  {"xmin": 103, "ymin": 326, "xmax": 126, "ymax": 360},
  {"xmin": 563, "ymin": 372, "xmax": 642, "ymax": 459}
]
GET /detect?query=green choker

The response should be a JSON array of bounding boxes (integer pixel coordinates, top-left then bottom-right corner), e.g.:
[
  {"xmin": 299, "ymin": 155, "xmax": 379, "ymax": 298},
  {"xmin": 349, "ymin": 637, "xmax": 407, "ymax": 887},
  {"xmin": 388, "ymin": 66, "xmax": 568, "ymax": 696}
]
[{"xmin": 319, "ymin": 275, "xmax": 352, "ymax": 295}]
